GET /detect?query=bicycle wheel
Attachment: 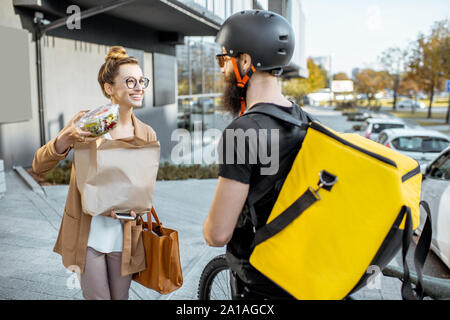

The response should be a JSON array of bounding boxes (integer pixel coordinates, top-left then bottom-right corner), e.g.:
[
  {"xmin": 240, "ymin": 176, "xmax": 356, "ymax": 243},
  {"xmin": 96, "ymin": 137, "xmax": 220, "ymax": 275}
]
[{"xmin": 198, "ymin": 254, "xmax": 232, "ymax": 300}]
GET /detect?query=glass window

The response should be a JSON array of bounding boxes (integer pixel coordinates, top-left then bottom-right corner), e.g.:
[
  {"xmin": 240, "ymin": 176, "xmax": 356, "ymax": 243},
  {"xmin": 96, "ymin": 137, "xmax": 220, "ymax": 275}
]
[
  {"xmin": 371, "ymin": 123, "xmax": 405, "ymax": 133},
  {"xmin": 204, "ymin": 42, "xmax": 217, "ymax": 93},
  {"xmin": 377, "ymin": 133, "xmax": 388, "ymax": 144},
  {"xmin": 428, "ymin": 151, "xmax": 450, "ymax": 180},
  {"xmin": 176, "ymin": 36, "xmax": 229, "ymax": 131},
  {"xmin": 176, "ymin": 41, "xmax": 189, "ymax": 96},
  {"xmin": 190, "ymin": 40, "xmax": 203, "ymax": 94},
  {"xmin": 194, "ymin": 0, "xmax": 207, "ymax": 8},
  {"xmin": 257, "ymin": 0, "xmax": 269, "ymax": 10},
  {"xmin": 214, "ymin": 0, "xmax": 226, "ymax": 19},
  {"xmin": 207, "ymin": 0, "xmax": 214, "ymax": 11},
  {"xmin": 391, "ymin": 136, "xmax": 450, "ymax": 153}
]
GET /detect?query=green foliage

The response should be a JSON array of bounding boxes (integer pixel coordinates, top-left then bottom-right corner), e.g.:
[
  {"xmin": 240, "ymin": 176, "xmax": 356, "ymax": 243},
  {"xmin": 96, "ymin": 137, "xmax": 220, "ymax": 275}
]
[
  {"xmin": 354, "ymin": 69, "xmax": 392, "ymax": 104},
  {"xmin": 406, "ymin": 19, "xmax": 449, "ymax": 118},
  {"xmin": 43, "ymin": 159, "xmax": 72, "ymax": 184},
  {"xmin": 41, "ymin": 159, "xmax": 219, "ymax": 184},
  {"xmin": 282, "ymin": 58, "xmax": 328, "ymax": 102},
  {"xmin": 156, "ymin": 162, "xmax": 219, "ymax": 180}
]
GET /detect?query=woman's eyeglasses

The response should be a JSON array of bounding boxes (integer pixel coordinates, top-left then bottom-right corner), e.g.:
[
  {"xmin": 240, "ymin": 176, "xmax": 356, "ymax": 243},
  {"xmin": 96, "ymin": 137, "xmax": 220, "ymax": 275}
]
[
  {"xmin": 118, "ymin": 77, "xmax": 150, "ymax": 89},
  {"xmin": 215, "ymin": 54, "xmax": 231, "ymax": 68}
]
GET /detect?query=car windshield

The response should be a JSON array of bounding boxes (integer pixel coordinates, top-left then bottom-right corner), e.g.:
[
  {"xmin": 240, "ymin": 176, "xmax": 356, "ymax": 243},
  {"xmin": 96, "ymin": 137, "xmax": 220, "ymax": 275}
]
[
  {"xmin": 372, "ymin": 123, "xmax": 404, "ymax": 133},
  {"xmin": 428, "ymin": 151, "xmax": 450, "ymax": 180},
  {"xmin": 392, "ymin": 136, "xmax": 450, "ymax": 153}
]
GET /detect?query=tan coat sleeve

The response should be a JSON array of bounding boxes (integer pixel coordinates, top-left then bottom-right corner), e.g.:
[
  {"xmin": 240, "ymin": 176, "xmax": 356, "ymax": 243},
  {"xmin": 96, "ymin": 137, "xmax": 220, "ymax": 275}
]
[{"xmin": 32, "ymin": 137, "xmax": 71, "ymax": 175}]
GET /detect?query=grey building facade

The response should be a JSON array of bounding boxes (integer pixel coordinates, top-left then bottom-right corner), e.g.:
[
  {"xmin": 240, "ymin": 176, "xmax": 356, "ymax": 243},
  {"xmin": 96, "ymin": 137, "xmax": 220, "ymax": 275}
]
[{"xmin": 0, "ymin": 0, "xmax": 306, "ymax": 171}]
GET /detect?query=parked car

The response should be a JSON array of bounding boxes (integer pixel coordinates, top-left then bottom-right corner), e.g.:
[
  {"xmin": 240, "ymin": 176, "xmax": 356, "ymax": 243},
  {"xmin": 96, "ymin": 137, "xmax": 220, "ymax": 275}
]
[
  {"xmin": 347, "ymin": 111, "xmax": 371, "ymax": 122},
  {"xmin": 376, "ymin": 128, "xmax": 450, "ymax": 170},
  {"xmin": 397, "ymin": 98, "xmax": 426, "ymax": 109},
  {"xmin": 360, "ymin": 118, "xmax": 407, "ymax": 141},
  {"xmin": 417, "ymin": 146, "xmax": 450, "ymax": 269}
]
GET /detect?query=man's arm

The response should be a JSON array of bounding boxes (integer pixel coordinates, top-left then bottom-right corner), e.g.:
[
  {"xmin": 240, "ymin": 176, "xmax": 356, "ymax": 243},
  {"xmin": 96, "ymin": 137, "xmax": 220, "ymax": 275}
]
[{"xmin": 203, "ymin": 177, "xmax": 249, "ymax": 247}]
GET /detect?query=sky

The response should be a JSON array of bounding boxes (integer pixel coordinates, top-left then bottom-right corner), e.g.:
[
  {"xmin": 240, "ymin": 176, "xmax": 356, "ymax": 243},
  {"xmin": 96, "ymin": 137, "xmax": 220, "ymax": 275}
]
[{"xmin": 302, "ymin": 0, "xmax": 449, "ymax": 77}]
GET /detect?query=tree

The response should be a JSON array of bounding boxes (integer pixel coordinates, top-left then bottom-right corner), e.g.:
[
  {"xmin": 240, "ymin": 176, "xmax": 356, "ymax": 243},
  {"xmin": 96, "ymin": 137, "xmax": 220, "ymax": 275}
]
[
  {"xmin": 441, "ymin": 25, "xmax": 450, "ymax": 123},
  {"xmin": 282, "ymin": 58, "xmax": 327, "ymax": 103},
  {"xmin": 398, "ymin": 74, "xmax": 420, "ymax": 97},
  {"xmin": 306, "ymin": 58, "xmax": 328, "ymax": 93},
  {"xmin": 282, "ymin": 77, "xmax": 307, "ymax": 103},
  {"xmin": 379, "ymin": 47, "xmax": 408, "ymax": 110},
  {"xmin": 354, "ymin": 69, "xmax": 392, "ymax": 105},
  {"xmin": 407, "ymin": 19, "xmax": 449, "ymax": 118},
  {"xmin": 333, "ymin": 72, "xmax": 350, "ymax": 80}
]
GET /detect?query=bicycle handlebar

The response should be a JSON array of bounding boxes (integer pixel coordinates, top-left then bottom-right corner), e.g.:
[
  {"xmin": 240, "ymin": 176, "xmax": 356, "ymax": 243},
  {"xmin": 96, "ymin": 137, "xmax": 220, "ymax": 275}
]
[{"xmin": 382, "ymin": 265, "xmax": 450, "ymax": 300}]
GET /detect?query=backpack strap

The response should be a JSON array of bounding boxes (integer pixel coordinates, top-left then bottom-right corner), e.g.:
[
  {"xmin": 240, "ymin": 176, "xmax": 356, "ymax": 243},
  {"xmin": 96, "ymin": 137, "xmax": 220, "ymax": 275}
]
[
  {"xmin": 244, "ymin": 103, "xmax": 312, "ymax": 130},
  {"xmin": 239, "ymin": 103, "xmax": 311, "ymax": 229},
  {"xmin": 401, "ymin": 201, "xmax": 432, "ymax": 300}
]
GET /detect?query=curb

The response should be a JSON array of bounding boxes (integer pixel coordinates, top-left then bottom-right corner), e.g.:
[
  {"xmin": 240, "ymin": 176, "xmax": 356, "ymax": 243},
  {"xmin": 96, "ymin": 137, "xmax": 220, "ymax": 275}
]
[{"xmin": 13, "ymin": 166, "xmax": 46, "ymax": 197}]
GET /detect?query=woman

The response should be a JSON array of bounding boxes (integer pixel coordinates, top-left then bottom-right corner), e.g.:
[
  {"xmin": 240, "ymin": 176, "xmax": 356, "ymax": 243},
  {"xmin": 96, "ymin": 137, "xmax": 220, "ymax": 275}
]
[{"xmin": 32, "ymin": 46, "xmax": 157, "ymax": 300}]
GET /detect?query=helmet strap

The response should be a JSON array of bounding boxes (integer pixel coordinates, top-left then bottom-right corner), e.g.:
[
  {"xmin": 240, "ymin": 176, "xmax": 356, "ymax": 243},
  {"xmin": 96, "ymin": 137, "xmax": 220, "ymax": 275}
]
[{"xmin": 230, "ymin": 57, "xmax": 256, "ymax": 116}]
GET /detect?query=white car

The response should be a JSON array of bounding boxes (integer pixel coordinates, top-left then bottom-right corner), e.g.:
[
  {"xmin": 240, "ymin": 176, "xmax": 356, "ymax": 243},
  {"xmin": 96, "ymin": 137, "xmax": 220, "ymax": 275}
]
[
  {"xmin": 418, "ymin": 146, "xmax": 450, "ymax": 269},
  {"xmin": 360, "ymin": 118, "xmax": 407, "ymax": 141},
  {"xmin": 376, "ymin": 128, "xmax": 450, "ymax": 170},
  {"xmin": 397, "ymin": 99, "xmax": 426, "ymax": 109}
]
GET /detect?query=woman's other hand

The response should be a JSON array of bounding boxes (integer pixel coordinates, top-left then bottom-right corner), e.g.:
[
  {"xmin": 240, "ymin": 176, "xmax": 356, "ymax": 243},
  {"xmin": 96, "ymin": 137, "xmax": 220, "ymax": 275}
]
[
  {"xmin": 54, "ymin": 110, "xmax": 98, "ymax": 154},
  {"xmin": 108, "ymin": 210, "xmax": 137, "ymax": 220}
]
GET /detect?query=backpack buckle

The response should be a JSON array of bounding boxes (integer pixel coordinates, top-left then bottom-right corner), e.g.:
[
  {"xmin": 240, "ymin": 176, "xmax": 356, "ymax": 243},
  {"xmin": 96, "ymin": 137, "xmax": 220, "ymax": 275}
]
[
  {"xmin": 310, "ymin": 170, "xmax": 338, "ymax": 200},
  {"xmin": 318, "ymin": 170, "xmax": 338, "ymax": 191}
]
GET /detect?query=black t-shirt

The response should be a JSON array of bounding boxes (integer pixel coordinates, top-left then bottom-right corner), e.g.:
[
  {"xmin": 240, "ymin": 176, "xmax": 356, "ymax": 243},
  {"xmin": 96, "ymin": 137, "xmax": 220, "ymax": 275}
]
[{"xmin": 217, "ymin": 102, "xmax": 312, "ymax": 296}]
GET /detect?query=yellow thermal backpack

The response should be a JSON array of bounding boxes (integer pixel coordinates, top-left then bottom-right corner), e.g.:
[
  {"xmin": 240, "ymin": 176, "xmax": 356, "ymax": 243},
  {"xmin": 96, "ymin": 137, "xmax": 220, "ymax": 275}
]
[{"xmin": 242, "ymin": 104, "xmax": 432, "ymax": 300}]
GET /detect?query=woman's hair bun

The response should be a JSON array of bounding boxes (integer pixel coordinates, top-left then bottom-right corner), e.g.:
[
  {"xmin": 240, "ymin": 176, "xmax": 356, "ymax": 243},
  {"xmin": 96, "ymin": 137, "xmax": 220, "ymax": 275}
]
[{"xmin": 105, "ymin": 46, "xmax": 128, "ymax": 61}]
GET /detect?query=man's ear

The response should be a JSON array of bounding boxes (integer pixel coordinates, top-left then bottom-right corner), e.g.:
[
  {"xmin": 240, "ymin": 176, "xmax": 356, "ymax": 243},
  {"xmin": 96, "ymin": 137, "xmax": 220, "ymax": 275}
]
[{"xmin": 239, "ymin": 53, "xmax": 252, "ymax": 73}]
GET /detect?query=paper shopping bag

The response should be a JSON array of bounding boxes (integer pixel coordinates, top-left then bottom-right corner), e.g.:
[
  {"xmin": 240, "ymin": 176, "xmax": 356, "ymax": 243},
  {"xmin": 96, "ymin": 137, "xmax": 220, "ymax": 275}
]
[{"xmin": 74, "ymin": 136, "xmax": 160, "ymax": 216}]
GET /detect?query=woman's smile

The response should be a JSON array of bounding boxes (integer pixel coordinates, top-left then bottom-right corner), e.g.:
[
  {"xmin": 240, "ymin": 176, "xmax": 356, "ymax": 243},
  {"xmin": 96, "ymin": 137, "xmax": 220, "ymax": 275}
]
[{"xmin": 129, "ymin": 93, "xmax": 143, "ymax": 101}]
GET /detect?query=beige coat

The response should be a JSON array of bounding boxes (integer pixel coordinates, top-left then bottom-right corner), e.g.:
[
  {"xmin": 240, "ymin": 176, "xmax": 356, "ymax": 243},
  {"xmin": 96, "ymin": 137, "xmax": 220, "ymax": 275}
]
[{"xmin": 32, "ymin": 113, "xmax": 157, "ymax": 276}]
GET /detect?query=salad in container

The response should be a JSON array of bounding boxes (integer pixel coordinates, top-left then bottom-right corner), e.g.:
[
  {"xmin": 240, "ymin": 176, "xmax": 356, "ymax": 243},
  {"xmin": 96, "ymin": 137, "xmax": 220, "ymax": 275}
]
[{"xmin": 77, "ymin": 104, "xmax": 119, "ymax": 137}]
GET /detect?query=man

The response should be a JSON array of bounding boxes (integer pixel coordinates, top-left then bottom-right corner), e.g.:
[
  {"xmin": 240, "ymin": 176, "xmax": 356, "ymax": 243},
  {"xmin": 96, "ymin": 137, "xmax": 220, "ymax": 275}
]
[{"xmin": 203, "ymin": 10, "xmax": 313, "ymax": 299}]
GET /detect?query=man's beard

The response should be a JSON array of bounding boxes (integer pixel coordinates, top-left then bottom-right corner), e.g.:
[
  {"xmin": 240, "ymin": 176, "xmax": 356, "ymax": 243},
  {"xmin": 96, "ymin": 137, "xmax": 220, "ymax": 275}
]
[{"xmin": 222, "ymin": 68, "xmax": 247, "ymax": 117}]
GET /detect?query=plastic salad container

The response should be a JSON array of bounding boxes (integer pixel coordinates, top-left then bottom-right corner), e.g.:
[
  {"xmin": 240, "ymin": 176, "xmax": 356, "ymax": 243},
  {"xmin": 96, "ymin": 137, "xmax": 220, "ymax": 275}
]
[{"xmin": 77, "ymin": 104, "xmax": 119, "ymax": 137}]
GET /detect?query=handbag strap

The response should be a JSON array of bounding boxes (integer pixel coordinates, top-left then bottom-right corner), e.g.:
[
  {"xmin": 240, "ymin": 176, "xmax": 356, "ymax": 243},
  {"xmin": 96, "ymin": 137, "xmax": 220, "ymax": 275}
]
[{"xmin": 148, "ymin": 207, "xmax": 162, "ymax": 228}]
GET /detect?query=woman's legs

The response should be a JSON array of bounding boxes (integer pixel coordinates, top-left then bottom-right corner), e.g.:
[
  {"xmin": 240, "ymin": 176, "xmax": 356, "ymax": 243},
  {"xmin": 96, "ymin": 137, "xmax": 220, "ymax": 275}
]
[
  {"xmin": 105, "ymin": 251, "xmax": 132, "ymax": 300},
  {"xmin": 79, "ymin": 247, "xmax": 132, "ymax": 300},
  {"xmin": 79, "ymin": 247, "xmax": 111, "ymax": 300}
]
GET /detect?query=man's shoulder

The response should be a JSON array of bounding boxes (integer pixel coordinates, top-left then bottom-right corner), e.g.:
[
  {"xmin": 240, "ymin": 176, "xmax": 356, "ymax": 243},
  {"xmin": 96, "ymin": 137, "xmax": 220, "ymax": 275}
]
[
  {"xmin": 223, "ymin": 103, "xmax": 313, "ymax": 132},
  {"xmin": 224, "ymin": 114, "xmax": 262, "ymax": 131},
  {"xmin": 248, "ymin": 103, "xmax": 315, "ymax": 124}
]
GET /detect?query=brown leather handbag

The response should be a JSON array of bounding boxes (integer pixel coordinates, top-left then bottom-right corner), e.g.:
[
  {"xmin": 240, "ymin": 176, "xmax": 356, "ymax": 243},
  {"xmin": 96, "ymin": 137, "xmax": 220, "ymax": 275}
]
[{"xmin": 132, "ymin": 207, "xmax": 183, "ymax": 294}]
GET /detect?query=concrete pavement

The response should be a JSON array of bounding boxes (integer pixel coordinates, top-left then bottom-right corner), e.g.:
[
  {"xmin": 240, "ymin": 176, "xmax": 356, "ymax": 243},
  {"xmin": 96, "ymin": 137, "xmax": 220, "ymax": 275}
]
[
  {"xmin": 1, "ymin": 105, "xmax": 448, "ymax": 300},
  {"xmin": 0, "ymin": 164, "xmax": 421, "ymax": 301},
  {"xmin": 0, "ymin": 170, "xmax": 224, "ymax": 300}
]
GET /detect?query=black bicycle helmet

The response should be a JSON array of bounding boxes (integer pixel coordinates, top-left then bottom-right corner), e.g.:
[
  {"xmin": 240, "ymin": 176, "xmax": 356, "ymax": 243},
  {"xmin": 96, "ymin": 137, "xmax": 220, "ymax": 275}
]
[{"xmin": 215, "ymin": 10, "xmax": 295, "ymax": 72}]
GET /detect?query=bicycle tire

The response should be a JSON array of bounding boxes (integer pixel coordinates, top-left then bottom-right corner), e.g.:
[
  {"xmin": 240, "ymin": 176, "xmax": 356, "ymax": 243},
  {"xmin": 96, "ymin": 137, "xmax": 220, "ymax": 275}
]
[{"xmin": 198, "ymin": 254, "xmax": 231, "ymax": 300}]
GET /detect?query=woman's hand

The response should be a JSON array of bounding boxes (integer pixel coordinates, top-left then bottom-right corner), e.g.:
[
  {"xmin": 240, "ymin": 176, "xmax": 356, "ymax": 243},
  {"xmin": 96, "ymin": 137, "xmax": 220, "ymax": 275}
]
[
  {"xmin": 54, "ymin": 110, "xmax": 99, "ymax": 154},
  {"xmin": 108, "ymin": 210, "xmax": 137, "ymax": 220}
]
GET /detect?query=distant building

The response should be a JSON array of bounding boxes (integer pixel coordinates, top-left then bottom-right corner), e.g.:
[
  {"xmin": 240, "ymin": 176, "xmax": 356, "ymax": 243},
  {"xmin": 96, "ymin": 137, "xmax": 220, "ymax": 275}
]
[{"xmin": 176, "ymin": 0, "xmax": 308, "ymax": 135}]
